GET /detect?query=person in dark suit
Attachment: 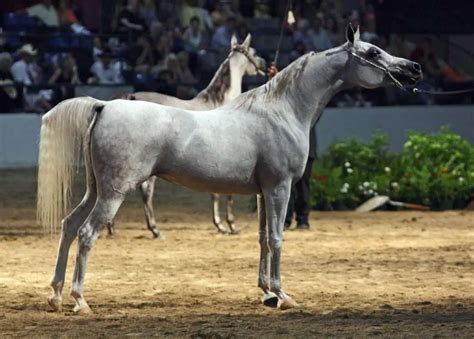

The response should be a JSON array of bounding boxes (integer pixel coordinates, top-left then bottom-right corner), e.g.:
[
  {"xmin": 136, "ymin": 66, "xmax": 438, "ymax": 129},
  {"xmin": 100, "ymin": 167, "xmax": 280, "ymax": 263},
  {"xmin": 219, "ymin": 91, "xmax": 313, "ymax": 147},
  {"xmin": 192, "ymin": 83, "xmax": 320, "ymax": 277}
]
[{"xmin": 284, "ymin": 128, "xmax": 316, "ymax": 230}]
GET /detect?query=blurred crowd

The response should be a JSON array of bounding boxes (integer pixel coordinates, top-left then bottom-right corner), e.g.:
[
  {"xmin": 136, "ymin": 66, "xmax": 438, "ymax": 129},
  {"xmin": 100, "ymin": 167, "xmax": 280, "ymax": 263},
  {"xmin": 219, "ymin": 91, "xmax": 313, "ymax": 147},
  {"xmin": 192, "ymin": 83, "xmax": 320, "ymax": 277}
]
[{"xmin": 0, "ymin": 0, "xmax": 473, "ymax": 112}]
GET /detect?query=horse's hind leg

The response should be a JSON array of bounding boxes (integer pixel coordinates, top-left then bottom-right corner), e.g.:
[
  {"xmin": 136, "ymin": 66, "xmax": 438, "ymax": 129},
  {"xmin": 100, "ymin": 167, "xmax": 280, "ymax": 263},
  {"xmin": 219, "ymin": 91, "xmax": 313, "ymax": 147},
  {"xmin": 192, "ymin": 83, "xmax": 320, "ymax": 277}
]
[
  {"xmin": 226, "ymin": 195, "xmax": 239, "ymax": 234},
  {"xmin": 48, "ymin": 189, "xmax": 97, "ymax": 312},
  {"xmin": 211, "ymin": 193, "xmax": 227, "ymax": 233},
  {"xmin": 139, "ymin": 176, "xmax": 163, "ymax": 239},
  {"xmin": 70, "ymin": 191, "xmax": 125, "ymax": 314}
]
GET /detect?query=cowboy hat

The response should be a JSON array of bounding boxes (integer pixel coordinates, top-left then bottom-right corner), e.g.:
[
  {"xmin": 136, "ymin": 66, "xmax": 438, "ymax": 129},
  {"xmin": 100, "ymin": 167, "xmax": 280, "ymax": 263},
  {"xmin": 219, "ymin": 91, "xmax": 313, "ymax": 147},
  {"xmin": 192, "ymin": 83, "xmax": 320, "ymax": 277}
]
[{"xmin": 17, "ymin": 44, "xmax": 37, "ymax": 56}]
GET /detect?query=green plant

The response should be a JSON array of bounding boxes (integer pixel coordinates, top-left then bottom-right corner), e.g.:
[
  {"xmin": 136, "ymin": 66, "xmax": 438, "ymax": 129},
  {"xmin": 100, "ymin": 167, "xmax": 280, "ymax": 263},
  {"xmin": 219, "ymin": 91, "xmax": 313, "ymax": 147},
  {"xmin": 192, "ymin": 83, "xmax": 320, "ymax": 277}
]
[{"xmin": 310, "ymin": 127, "xmax": 474, "ymax": 211}]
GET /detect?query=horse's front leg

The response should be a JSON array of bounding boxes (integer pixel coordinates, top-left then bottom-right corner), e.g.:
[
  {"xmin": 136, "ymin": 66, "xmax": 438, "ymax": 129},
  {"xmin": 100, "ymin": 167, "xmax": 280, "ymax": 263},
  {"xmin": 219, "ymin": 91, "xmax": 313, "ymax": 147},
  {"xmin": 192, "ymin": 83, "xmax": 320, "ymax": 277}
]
[
  {"xmin": 257, "ymin": 194, "xmax": 273, "ymax": 304},
  {"xmin": 211, "ymin": 193, "xmax": 227, "ymax": 233},
  {"xmin": 139, "ymin": 176, "xmax": 164, "ymax": 239},
  {"xmin": 226, "ymin": 195, "xmax": 239, "ymax": 234},
  {"xmin": 263, "ymin": 181, "xmax": 298, "ymax": 310}
]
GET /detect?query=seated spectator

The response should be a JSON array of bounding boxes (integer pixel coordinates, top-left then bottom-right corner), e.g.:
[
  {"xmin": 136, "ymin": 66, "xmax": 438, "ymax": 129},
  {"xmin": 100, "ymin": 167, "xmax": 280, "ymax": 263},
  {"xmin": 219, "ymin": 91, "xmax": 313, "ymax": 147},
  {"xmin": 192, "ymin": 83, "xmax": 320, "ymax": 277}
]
[
  {"xmin": 127, "ymin": 34, "xmax": 154, "ymax": 73},
  {"xmin": 88, "ymin": 49, "xmax": 124, "ymax": 84},
  {"xmin": 290, "ymin": 41, "xmax": 308, "ymax": 62},
  {"xmin": 11, "ymin": 44, "xmax": 53, "ymax": 112},
  {"xmin": 293, "ymin": 19, "xmax": 313, "ymax": 51},
  {"xmin": 57, "ymin": 0, "xmax": 91, "ymax": 34},
  {"xmin": 117, "ymin": 0, "xmax": 146, "ymax": 34},
  {"xmin": 92, "ymin": 36, "xmax": 104, "ymax": 61},
  {"xmin": 309, "ymin": 12, "xmax": 332, "ymax": 52},
  {"xmin": 49, "ymin": 53, "xmax": 80, "ymax": 102},
  {"xmin": 325, "ymin": 16, "xmax": 343, "ymax": 46},
  {"xmin": 361, "ymin": 16, "xmax": 378, "ymax": 44},
  {"xmin": 211, "ymin": 16, "xmax": 237, "ymax": 49},
  {"xmin": 137, "ymin": 0, "xmax": 159, "ymax": 28},
  {"xmin": 183, "ymin": 16, "xmax": 207, "ymax": 53},
  {"xmin": 180, "ymin": 0, "xmax": 213, "ymax": 32},
  {"xmin": 26, "ymin": 0, "xmax": 59, "ymax": 28},
  {"xmin": 0, "ymin": 53, "xmax": 19, "ymax": 112}
]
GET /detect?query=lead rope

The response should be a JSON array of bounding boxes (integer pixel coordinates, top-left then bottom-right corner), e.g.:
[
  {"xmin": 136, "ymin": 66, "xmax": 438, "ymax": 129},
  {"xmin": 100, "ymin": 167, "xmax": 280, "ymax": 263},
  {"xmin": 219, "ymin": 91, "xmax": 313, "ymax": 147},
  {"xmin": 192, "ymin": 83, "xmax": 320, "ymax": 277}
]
[
  {"xmin": 273, "ymin": 0, "xmax": 293, "ymax": 67},
  {"xmin": 412, "ymin": 87, "xmax": 474, "ymax": 95}
]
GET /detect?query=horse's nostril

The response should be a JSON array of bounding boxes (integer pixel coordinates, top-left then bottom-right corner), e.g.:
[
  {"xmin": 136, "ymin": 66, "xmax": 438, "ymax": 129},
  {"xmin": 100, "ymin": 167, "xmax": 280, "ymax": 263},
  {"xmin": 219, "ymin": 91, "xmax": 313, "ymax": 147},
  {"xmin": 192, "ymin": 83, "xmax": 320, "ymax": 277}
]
[{"xmin": 412, "ymin": 62, "xmax": 421, "ymax": 73}]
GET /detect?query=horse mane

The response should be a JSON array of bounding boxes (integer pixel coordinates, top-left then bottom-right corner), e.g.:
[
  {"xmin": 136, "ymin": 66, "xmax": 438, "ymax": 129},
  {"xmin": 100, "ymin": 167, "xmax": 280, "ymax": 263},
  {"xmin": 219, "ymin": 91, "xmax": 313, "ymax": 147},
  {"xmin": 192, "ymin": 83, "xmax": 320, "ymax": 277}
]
[
  {"xmin": 196, "ymin": 58, "xmax": 231, "ymax": 104},
  {"xmin": 232, "ymin": 53, "xmax": 312, "ymax": 111}
]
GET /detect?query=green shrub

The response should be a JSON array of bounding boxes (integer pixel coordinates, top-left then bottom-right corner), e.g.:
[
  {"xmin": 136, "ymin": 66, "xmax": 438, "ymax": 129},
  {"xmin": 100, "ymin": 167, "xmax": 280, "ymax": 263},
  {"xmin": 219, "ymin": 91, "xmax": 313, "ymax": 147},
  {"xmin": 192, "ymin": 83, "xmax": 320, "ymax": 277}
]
[{"xmin": 310, "ymin": 127, "xmax": 474, "ymax": 210}]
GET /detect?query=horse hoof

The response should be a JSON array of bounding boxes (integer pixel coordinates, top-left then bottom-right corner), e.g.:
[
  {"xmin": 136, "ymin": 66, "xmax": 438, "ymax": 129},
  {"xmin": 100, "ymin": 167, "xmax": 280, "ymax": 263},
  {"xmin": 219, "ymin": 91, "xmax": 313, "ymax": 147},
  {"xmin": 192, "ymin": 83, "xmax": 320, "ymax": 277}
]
[
  {"xmin": 153, "ymin": 232, "xmax": 165, "ymax": 240},
  {"xmin": 228, "ymin": 228, "xmax": 240, "ymax": 235},
  {"xmin": 73, "ymin": 302, "xmax": 92, "ymax": 314},
  {"xmin": 47, "ymin": 295, "xmax": 62, "ymax": 312},
  {"xmin": 216, "ymin": 225, "xmax": 228, "ymax": 234},
  {"xmin": 278, "ymin": 296, "xmax": 298, "ymax": 310},
  {"xmin": 262, "ymin": 292, "xmax": 279, "ymax": 308}
]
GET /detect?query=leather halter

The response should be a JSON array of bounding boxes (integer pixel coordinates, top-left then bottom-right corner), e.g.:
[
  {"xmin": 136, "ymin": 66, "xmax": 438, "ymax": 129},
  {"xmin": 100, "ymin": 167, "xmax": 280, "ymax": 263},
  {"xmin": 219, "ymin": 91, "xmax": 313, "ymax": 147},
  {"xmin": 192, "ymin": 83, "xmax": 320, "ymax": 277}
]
[
  {"xmin": 231, "ymin": 45, "xmax": 265, "ymax": 75},
  {"xmin": 344, "ymin": 46, "xmax": 406, "ymax": 90}
]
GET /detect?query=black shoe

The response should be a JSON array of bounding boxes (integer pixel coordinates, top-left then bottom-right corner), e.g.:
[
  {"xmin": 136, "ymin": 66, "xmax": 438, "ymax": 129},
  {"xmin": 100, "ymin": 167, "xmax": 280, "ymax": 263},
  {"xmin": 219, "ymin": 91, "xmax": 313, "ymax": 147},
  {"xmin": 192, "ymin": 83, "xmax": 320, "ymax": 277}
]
[
  {"xmin": 295, "ymin": 223, "xmax": 310, "ymax": 231},
  {"xmin": 284, "ymin": 223, "xmax": 291, "ymax": 231}
]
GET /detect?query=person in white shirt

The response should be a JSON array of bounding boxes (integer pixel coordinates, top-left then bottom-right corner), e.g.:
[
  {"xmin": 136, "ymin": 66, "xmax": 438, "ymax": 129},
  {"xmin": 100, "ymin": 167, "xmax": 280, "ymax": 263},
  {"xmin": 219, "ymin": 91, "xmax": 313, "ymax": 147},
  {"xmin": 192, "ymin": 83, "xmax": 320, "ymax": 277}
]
[
  {"xmin": 88, "ymin": 49, "xmax": 124, "ymax": 84},
  {"xmin": 10, "ymin": 44, "xmax": 53, "ymax": 112},
  {"xmin": 26, "ymin": 0, "xmax": 59, "ymax": 27}
]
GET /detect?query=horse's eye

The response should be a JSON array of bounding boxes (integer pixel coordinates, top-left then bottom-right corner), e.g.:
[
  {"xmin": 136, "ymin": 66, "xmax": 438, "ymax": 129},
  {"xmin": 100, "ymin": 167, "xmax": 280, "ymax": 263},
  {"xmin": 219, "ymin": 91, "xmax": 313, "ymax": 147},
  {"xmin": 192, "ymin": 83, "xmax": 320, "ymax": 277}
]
[{"xmin": 367, "ymin": 48, "xmax": 380, "ymax": 59}]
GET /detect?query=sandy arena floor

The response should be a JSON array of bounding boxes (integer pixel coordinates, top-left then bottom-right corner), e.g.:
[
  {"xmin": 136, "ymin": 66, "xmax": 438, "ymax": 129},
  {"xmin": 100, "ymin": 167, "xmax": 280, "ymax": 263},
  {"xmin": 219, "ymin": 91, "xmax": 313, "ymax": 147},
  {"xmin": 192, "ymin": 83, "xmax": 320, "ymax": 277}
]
[{"xmin": 0, "ymin": 170, "xmax": 473, "ymax": 337}]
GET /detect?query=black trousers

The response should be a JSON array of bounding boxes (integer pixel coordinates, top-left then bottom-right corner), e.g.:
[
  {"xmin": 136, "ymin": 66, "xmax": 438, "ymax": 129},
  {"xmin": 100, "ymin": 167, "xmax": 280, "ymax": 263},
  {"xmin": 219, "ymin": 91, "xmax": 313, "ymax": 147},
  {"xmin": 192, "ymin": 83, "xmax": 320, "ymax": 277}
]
[{"xmin": 285, "ymin": 157, "xmax": 314, "ymax": 226}]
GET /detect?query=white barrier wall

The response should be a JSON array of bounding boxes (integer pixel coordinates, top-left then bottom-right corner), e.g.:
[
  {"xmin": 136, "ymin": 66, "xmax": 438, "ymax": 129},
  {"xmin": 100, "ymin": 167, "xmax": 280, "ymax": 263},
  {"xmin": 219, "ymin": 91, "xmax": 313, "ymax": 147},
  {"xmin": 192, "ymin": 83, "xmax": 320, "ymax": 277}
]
[{"xmin": 1, "ymin": 105, "xmax": 473, "ymax": 168}]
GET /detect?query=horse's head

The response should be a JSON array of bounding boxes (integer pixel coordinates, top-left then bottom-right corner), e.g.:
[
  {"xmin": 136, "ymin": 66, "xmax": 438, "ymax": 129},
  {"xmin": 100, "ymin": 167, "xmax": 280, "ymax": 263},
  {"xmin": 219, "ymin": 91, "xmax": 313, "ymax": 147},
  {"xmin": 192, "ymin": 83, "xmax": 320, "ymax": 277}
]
[
  {"xmin": 343, "ymin": 24, "xmax": 422, "ymax": 89},
  {"xmin": 229, "ymin": 34, "xmax": 266, "ymax": 76}
]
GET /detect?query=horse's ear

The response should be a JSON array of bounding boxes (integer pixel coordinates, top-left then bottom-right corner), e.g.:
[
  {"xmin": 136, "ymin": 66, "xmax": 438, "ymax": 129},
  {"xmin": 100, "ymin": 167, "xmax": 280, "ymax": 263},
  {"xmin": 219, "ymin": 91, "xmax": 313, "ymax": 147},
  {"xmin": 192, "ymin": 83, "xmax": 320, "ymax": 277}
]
[
  {"xmin": 242, "ymin": 33, "xmax": 252, "ymax": 49},
  {"xmin": 345, "ymin": 23, "xmax": 356, "ymax": 45},
  {"xmin": 354, "ymin": 25, "xmax": 360, "ymax": 42},
  {"xmin": 231, "ymin": 34, "xmax": 238, "ymax": 46}
]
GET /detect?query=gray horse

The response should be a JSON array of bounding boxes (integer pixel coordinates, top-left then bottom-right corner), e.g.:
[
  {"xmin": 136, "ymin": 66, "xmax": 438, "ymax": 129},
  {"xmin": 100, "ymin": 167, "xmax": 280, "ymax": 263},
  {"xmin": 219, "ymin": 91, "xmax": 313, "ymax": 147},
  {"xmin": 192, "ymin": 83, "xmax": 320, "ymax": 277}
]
[
  {"xmin": 37, "ymin": 25, "xmax": 422, "ymax": 314},
  {"xmin": 111, "ymin": 34, "xmax": 265, "ymax": 238}
]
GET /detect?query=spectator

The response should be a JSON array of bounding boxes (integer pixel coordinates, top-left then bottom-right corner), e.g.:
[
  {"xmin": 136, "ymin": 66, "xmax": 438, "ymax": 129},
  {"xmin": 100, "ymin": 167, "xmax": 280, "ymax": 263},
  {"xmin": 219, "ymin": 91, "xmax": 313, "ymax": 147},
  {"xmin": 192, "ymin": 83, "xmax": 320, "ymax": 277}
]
[
  {"xmin": 325, "ymin": 16, "xmax": 343, "ymax": 46},
  {"xmin": 57, "ymin": 0, "xmax": 91, "ymax": 34},
  {"xmin": 11, "ymin": 44, "xmax": 53, "ymax": 112},
  {"xmin": 49, "ymin": 53, "xmax": 80, "ymax": 102},
  {"xmin": 117, "ymin": 0, "xmax": 146, "ymax": 34},
  {"xmin": 128, "ymin": 34, "xmax": 154, "ymax": 73},
  {"xmin": 183, "ymin": 16, "xmax": 207, "ymax": 53},
  {"xmin": 0, "ymin": 53, "xmax": 19, "ymax": 112},
  {"xmin": 92, "ymin": 36, "xmax": 104, "ymax": 61},
  {"xmin": 89, "ymin": 49, "xmax": 124, "ymax": 84},
  {"xmin": 290, "ymin": 41, "xmax": 308, "ymax": 62},
  {"xmin": 293, "ymin": 19, "xmax": 313, "ymax": 51},
  {"xmin": 137, "ymin": 0, "xmax": 159, "ymax": 29},
  {"xmin": 211, "ymin": 16, "xmax": 236, "ymax": 49},
  {"xmin": 180, "ymin": 0, "xmax": 213, "ymax": 32},
  {"xmin": 309, "ymin": 12, "xmax": 332, "ymax": 52},
  {"xmin": 361, "ymin": 16, "xmax": 378, "ymax": 43},
  {"xmin": 26, "ymin": 0, "xmax": 59, "ymax": 28}
]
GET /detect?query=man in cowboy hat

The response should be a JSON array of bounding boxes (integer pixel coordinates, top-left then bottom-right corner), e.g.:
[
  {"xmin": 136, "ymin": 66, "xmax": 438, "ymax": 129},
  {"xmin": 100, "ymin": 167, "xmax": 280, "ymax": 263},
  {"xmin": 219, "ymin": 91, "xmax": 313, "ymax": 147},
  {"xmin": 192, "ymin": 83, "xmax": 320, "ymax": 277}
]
[
  {"xmin": 11, "ymin": 44, "xmax": 39, "ymax": 86},
  {"xmin": 11, "ymin": 44, "xmax": 53, "ymax": 112}
]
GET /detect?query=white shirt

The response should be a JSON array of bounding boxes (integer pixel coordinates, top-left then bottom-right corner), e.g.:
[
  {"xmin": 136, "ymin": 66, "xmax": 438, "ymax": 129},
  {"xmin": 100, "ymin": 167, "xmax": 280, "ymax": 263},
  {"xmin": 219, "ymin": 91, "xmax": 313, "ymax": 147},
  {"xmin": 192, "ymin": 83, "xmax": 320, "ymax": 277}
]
[
  {"xmin": 90, "ymin": 61, "xmax": 124, "ymax": 84},
  {"xmin": 11, "ymin": 59, "xmax": 37, "ymax": 85},
  {"xmin": 27, "ymin": 4, "xmax": 59, "ymax": 27}
]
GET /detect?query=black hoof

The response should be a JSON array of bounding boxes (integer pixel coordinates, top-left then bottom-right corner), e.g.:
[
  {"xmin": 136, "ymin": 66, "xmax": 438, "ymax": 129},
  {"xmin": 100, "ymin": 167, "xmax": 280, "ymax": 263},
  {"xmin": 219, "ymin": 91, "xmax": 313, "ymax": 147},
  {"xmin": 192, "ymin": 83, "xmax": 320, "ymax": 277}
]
[
  {"xmin": 228, "ymin": 228, "xmax": 240, "ymax": 235},
  {"xmin": 152, "ymin": 232, "xmax": 165, "ymax": 240},
  {"xmin": 262, "ymin": 292, "xmax": 279, "ymax": 308}
]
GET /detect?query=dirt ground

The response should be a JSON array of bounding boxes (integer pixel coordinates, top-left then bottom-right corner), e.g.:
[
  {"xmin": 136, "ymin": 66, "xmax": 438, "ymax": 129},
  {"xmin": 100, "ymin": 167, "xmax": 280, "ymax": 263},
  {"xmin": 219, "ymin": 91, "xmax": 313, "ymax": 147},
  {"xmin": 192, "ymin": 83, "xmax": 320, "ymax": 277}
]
[{"xmin": 0, "ymin": 169, "xmax": 473, "ymax": 337}]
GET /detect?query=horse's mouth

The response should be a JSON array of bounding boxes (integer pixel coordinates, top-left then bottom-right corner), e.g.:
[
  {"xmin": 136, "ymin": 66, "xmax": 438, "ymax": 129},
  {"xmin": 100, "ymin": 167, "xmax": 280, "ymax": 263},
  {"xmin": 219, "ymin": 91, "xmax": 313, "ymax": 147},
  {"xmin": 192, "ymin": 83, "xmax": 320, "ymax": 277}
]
[{"xmin": 391, "ymin": 71, "xmax": 422, "ymax": 86}]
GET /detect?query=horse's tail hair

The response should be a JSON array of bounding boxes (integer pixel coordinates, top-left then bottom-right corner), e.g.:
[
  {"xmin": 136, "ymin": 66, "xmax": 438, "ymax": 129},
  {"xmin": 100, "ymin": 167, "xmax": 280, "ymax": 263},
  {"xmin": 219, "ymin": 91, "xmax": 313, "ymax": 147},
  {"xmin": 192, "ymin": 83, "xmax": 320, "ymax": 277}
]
[{"xmin": 37, "ymin": 97, "xmax": 104, "ymax": 234}]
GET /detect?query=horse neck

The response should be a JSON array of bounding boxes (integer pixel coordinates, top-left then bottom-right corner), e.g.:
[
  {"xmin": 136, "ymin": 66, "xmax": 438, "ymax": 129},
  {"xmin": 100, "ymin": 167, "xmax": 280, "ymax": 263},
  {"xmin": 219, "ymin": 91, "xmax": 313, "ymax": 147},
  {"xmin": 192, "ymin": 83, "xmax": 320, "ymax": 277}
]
[
  {"xmin": 271, "ymin": 48, "xmax": 349, "ymax": 129},
  {"xmin": 196, "ymin": 56, "xmax": 242, "ymax": 106}
]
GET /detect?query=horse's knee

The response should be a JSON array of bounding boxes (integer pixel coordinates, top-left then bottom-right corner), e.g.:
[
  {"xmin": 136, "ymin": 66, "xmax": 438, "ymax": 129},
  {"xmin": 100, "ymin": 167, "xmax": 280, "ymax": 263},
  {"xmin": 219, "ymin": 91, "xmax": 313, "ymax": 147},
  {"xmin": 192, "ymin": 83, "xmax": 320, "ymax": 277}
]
[
  {"xmin": 268, "ymin": 236, "xmax": 282, "ymax": 251},
  {"xmin": 77, "ymin": 225, "xmax": 99, "ymax": 250}
]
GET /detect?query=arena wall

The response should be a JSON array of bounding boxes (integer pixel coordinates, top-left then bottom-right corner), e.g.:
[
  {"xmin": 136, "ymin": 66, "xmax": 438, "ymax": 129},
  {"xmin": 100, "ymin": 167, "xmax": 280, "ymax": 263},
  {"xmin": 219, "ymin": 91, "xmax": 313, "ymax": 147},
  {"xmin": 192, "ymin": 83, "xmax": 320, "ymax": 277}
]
[{"xmin": 0, "ymin": 105, "xmax": 473, "ymax": 168}]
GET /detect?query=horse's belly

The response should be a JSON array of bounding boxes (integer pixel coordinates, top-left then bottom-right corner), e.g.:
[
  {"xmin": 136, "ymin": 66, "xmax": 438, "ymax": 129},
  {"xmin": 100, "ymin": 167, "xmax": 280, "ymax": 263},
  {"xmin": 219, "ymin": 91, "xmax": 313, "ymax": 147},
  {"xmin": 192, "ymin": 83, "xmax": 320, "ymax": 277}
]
[{"xmin": 159, "ymin": 172, "xmax": 260, "ymax": 195}]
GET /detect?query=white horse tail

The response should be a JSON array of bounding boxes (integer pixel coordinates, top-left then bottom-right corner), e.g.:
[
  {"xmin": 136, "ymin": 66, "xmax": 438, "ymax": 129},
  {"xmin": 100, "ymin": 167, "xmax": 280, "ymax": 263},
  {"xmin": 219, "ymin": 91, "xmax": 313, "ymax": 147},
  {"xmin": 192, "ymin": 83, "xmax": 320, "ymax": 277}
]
[{"xmin": 37, "ymin": 97, "xmax": 104, "ymax": 233}]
